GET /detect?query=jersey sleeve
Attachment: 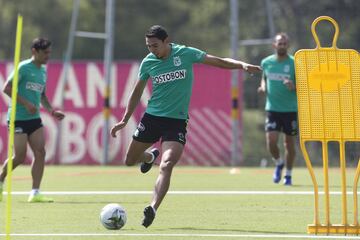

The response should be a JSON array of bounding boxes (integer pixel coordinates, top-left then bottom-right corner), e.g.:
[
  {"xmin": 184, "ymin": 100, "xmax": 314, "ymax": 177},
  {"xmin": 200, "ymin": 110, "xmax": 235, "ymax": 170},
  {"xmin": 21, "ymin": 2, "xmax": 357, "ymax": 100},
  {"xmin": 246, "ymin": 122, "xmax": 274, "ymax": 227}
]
[
  {"xmin": 42, "ymin": 68, "xmax": 47, "ymax": 94},
  {"xmin": 260, "ymin": 58, "xmax": 266, "ymax": 70},
  {"xmin": 186, "ymin": 46, "xmax": 206, "ymax": 63},
  {"xmin": 290, "ymin": 57, "xmax": 296, "ymax": 83},
  {"xmin": 138, "ymin": 58, "xmax": 150, "ymax": 81},
  {"xmin": 7, "ymin": 64, "xmax": 25, "ymax": 83}
]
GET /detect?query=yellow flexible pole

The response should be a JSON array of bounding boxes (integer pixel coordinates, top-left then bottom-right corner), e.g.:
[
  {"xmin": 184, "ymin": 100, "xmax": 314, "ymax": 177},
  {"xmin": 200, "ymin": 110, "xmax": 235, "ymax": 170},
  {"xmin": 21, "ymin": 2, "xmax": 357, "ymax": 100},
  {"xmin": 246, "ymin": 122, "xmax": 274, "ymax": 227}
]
[
  {"xmin": 353, "ymin": 159, "xmax": 360, "ymax": 228},
  {"xmin": 300, "ymin": 141, "xmax": 320, "ymax": 227},
  {"xmin": 322, "ymin": 141, "xmax": 330, "ymax": 228},
  {"xmin": 5, "ymin": 15, "xmax": 23, "ymax": 240},
  {"xmin": 339, "ymin": 141, "xmax": 347, "ymax": 227}
]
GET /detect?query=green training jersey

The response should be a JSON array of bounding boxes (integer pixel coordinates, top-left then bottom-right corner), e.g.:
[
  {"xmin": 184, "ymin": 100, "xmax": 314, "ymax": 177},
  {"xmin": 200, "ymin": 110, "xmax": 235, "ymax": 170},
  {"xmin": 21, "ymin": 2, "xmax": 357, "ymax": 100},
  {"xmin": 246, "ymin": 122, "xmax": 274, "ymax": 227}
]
[
  {"xmin": 261, "ymin": 54, "xmax": 297, "ymax": 112},
  {"xmin": 138, "ymin": 43, "xmax": 206, "ymax": 119},
  {"xmin": 7, "ymin": 59, "xmax": 47, "ymax": 120}
]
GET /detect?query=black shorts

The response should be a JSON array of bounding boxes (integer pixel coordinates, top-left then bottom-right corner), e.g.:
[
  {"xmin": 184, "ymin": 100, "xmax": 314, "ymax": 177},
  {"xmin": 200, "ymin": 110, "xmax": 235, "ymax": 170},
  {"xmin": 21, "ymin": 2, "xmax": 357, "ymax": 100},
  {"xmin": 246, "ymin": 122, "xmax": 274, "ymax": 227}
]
[
  {"xmin": 133, "ymin": 113, "xmax": 188, "ymax": 145},
  {"xmin": 265, "ymin": 111, "xmax": 298, "ymax": 136},
  {"xmin": 8, "ymin": 118, "xmax": 43, "ymax": 136}
]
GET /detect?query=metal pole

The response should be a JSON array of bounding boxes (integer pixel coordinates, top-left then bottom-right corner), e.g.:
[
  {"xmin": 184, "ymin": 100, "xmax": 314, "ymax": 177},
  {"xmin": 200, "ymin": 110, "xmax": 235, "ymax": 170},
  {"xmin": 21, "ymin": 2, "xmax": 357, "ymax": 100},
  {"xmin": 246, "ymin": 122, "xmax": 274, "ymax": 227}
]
[
  {"xmin": 55, "ymin": 0, "xmax": 80, "ymax": 164},
  {"xmin": 265, "ymin": 0, "xmax": 275, "ymax": 37},
  {"xmin": 102, "ymin": 0, "xmax": 115, "ymax": 165},
  {"xmin": 230, "ymin": 0, "xmax": 241, "ymax": 166}
]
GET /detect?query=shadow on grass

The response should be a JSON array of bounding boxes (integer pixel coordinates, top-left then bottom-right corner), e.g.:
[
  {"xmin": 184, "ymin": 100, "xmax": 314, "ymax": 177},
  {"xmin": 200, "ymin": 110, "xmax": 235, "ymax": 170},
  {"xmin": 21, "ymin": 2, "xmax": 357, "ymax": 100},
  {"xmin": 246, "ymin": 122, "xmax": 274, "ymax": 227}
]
[
  {"xmin": 53, "ymin": 201, "xmax": 141, "ymax": 204},
  {"xmin": 290, "ymin": 184, "xmax": 354, "ymax": 189},
  {"xmin": 165, "ymin": 227, "xmax": 303, "ymax": 234},
  {"xmin": 12, "ymin": 200, "xmax": 142, "ymax": 204}
]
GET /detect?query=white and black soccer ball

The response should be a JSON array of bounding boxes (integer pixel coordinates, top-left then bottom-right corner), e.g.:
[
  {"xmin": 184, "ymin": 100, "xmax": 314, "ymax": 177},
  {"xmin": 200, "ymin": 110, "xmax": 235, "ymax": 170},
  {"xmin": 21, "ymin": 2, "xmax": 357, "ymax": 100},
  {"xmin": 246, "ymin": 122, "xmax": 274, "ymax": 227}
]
[{"xmin": 100, "ymin": 203, "xmax": 127, "ymax": 230}]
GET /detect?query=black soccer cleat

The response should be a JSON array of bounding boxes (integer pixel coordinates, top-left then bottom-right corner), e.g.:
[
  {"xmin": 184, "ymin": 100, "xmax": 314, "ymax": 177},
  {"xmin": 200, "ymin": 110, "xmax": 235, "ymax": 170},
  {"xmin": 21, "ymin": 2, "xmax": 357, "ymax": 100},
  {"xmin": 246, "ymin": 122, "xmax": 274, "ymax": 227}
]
[
  {"xmin": 140, "ymin": 148, "xmax": 159, "ymax": 174},
  {"xmin": 142, "ymin": 206, "xmax": 156, "ymax": 228}
]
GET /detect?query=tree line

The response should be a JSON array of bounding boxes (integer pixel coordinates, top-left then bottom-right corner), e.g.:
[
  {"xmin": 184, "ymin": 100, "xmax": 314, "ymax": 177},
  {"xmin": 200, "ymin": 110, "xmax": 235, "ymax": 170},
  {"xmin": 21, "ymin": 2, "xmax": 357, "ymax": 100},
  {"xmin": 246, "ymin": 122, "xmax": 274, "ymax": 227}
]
[
  {"xmin": 1, "ymin": 0, "xmax": 359, "ymax": 109},
  {"xmin": 1, "ymin": 0, "xmax": 359, "ymax": 60}
]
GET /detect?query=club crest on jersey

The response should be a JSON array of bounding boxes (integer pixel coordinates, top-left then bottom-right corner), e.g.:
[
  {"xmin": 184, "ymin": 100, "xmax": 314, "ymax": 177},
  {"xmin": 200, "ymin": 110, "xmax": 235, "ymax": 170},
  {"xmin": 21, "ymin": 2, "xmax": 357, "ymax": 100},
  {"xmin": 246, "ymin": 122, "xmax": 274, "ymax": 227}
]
[
  {"xmin": 173, "ymin": 56, "xmax": 181, "ymax": 66},
  {"xmin": 283, "ymin": 65, "xmax": 290, "ymax": 73}
]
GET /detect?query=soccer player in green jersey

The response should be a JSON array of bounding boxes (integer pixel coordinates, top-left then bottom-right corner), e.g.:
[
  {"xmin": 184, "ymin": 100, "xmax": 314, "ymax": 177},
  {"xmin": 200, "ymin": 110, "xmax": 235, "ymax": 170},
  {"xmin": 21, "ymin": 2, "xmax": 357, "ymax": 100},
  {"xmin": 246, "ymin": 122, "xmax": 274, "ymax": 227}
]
[
  {"xmin": 0, "ymin": 38, "xmax": 65, "ymax": 203},
  {"xmin": 258, "ymin": 33, "xmax": 297, "ymax": 186},
  {"xmin": 111, "ymin": 25, "xmax": 261, "ymax": 227}
]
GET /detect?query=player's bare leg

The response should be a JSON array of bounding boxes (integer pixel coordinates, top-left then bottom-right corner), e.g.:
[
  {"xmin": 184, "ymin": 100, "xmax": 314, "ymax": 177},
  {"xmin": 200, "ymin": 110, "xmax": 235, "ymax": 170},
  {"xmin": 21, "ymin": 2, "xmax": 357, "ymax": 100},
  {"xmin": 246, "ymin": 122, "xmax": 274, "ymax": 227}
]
[
  {"xmin": 266, "ymin": 131, "xmax": 284, "ymax": 183},
  {"xmin": 266, "ymin": 131, "xmax": 280, "ymax": 160},
  {"xmin": 0, "ymin": 133, "xmax": 28, "ymax": 182},
  {"xmin": 142, "ymin": 141, "xmax": 184, "ymax": 227},
  {"xmin": 283, "ymin": 134, "xmax": 296, "ymax": 185},
  {"xmin": 124, "ymin": 139, "xmax": 154, "ymax": 166},
  {"xmin": 28, "ymin": 127, "xmax": 46, "ymax": 189},
  {"xmin": 152, "ymin": 141, "xmax": 183, "ymax": 209},
  {"xmin": 0, "ymin": 134, "xmax": 27, "ymax": 202},
  {"xmin": 27, "ymin": 127, "xmax": 53, "ymax": 202}
]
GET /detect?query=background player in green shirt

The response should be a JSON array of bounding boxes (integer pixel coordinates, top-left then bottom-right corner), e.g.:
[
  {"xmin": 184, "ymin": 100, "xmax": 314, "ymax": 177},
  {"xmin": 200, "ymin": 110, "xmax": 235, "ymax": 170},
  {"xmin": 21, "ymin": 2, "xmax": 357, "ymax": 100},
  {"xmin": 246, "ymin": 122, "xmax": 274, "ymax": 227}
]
[
  {"xmin": 258, "ymin": 33, "xmax": 297, "ymax": 186},
  {"xmin": 0, "ymin": 38, "xmax": 65, "ymax": 203},
  {"xmin": 111, "ymin": 25, "xmax": 261, "ymax": 227}
]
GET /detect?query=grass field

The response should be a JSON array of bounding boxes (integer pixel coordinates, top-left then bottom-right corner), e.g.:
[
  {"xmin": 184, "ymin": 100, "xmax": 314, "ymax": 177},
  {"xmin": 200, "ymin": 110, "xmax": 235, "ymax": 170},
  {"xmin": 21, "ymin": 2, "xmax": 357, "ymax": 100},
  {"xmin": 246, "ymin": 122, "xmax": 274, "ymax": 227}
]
[{"xmin": 1, "ymin": 166, "xmax": 360, "ymax": 240}]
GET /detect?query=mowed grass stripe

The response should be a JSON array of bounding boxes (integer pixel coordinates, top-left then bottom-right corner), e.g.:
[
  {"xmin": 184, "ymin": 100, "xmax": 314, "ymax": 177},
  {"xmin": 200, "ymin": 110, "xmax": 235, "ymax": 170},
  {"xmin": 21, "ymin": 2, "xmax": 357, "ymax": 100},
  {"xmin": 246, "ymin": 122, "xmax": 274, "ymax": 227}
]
[
  {"xmin": 1, "ymin": 233, "xmax": 360, "ymax": 239},
  {"xmin": 2, "ymin": 190, "xmax": 360, "ymax": 195},
  {"xmin": 2, "ymin": 166, "xmax": 360, "ymax": 240}
]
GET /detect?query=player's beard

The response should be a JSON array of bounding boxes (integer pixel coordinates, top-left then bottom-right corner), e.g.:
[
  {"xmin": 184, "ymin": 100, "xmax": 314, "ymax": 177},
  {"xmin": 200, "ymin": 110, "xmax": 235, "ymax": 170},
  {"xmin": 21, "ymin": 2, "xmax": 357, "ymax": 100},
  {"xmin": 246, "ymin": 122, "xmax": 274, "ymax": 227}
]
[{"xmin": 277, "ymin": 48, "xmax": 287, "ymax": 57}]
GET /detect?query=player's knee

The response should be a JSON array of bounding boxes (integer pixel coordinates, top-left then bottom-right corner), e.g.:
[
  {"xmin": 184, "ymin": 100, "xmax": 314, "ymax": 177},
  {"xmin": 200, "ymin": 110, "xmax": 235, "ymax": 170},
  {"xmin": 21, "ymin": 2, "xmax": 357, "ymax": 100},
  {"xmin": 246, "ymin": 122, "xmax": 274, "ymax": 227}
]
[
  {"xmin": 33, "ymin": 148, "xmax": 46, "ymax": 160},
  {"xmin": 160, "ymin": 159, "xmax": 176, "ymax": 172},
  {"xmin": 286, "ymin": 148, "xmax": 296, "ymax": 156},
  {"xmin": 284, "ymin": 142, "xmax": 295, "ymax": 153},
  {"xmin": 267, "ymin": 141, "xmax": 277, "ymax": 151}
]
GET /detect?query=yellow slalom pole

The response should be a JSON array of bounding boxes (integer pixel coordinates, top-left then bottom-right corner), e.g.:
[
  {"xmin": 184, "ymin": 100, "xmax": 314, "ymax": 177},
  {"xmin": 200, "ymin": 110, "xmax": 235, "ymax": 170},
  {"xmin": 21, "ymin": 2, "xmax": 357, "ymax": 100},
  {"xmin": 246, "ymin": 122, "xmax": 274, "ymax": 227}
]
[
  {"xmin": 353, "ymin": 159, "xmax": 360, "ymax": 228},
  {"xmin": 322, "ymin": 140, "xmax": 330, "ymax": 228},
  {"xmin": 5, "ymin": 15, "xmax": 23, "ymax": 240},
  {"xmin": 339, "ymin": 141, "xmax": 347, "ymax": 226}
]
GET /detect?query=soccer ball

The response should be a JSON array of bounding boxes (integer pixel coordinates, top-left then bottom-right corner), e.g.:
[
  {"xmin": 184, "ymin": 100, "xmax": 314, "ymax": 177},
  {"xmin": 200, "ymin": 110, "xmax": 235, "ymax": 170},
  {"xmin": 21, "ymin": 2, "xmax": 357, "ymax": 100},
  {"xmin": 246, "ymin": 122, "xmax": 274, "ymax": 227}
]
[{"xmin": 100, "ymin": 203, "xmax": 127, "ymax": 230}]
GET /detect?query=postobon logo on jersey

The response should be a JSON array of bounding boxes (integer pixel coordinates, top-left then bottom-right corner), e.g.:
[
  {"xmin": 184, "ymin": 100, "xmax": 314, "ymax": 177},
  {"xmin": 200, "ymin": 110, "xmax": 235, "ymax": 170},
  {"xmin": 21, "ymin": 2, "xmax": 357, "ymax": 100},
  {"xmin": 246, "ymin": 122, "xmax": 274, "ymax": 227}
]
[
  {"xmin": 153, "ymin": 70, "xmax": 186, "ymax": 84},
  {"xmin": 26, "ymin": 82, "xmax": 44, "ymax": 92}
]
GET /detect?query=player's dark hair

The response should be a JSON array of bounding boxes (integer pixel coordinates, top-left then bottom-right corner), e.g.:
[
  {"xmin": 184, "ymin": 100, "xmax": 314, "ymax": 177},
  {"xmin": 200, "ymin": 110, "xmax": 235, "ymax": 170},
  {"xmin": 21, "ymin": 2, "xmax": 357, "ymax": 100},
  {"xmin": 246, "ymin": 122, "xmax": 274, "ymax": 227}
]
[
  {"xmin": 31, "ymin": 38, "xmax": 51, "ymax": 51},
  {"xmin": 145, "ymin": 25, "xmax": 168, "ymax": 41}
]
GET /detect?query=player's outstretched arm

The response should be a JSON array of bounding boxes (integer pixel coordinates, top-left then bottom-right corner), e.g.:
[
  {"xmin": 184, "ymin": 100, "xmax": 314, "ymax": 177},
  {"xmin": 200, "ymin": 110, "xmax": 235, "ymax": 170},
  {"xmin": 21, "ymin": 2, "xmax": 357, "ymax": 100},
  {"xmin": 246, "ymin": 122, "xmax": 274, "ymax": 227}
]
[
  {"xmin": 202, "ymin": 54, "xmax": 262, "ymax": 74},
  {"xmin": 110, "ymin": 79, "xmax": 147, "ymax": 138}
]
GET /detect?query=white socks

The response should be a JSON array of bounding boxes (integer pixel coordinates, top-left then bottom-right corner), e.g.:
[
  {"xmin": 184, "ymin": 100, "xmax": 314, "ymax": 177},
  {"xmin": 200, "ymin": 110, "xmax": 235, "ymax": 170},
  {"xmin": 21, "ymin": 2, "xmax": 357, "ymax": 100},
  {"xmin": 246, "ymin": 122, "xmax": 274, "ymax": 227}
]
[
  {"xmin": 150, "ymin": 152, "xmax": 156, "ymax": 162},
  {"xmin": 273, "ymin": 158, "xmax": 292, "ymax": 176},
  {"xmin": 151, "ymin": 206, "xmax": 156, "ymax": 214},
  {"xmin": 273, "ymin": 157, "xmax": 284, "ymax": 166},
  {"xmin": 30, "ymin": 189, "xmax": 40, "ymax": 196},
  {"xmin": 145, "ymin": 152, "xmax": 155, "ymax": 164}
]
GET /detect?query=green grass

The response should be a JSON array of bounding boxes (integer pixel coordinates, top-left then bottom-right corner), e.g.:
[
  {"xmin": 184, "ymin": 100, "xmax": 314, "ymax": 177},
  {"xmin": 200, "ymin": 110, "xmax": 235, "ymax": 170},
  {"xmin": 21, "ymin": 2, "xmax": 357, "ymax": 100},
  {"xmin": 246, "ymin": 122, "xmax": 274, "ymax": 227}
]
[{"xmin": 1, "ymin": 166, "xmax": 359, "ymax": 240}]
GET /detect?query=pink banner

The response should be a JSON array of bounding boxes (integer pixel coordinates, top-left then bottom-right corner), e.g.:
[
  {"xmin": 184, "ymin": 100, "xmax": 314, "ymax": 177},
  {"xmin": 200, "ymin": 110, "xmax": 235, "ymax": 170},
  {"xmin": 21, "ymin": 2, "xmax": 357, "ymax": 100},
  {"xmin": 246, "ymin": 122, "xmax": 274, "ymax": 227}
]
[{"xmin": 0, "ymin": 61, "xmax": 242, "ymax": 166}]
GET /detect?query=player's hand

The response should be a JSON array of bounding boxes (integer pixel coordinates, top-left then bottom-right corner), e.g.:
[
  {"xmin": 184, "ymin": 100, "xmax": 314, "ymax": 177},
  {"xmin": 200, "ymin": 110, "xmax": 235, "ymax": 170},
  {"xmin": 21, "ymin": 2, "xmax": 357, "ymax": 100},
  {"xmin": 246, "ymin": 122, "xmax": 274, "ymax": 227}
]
[
  {"xmin": 110, "ymin": 121, "xmax": 127, "ymax": 138},
  {"xmin": 243, "ymin": 63, "xmax": 262, "ymax": 74},
  {"xmin": 25, "ymin": 102, "xmax": 37, "ymax": 114},
  {"xmin": 283, "ymin": 78, "xmax": 295, "ymax": 91},
  {"xmin": 52, "ymin": 110, "xmax": 65, "ymax": 121}
]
